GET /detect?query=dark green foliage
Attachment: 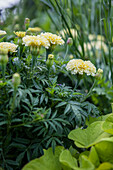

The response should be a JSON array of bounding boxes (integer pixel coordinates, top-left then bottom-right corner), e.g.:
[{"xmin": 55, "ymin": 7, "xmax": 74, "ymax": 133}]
[{"xmin": 0, "ymin": 42, "xmax": 100, "ymax": 169}]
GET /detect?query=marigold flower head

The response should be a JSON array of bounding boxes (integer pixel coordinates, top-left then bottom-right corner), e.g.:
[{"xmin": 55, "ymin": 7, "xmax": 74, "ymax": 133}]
[
  {"xmin": 22, "ymin": 35, "xmax": 50, "ymax": 49},
  {"xmin": 66, "ymin": 59, "xmax": 96, "ymax": 76},
  {"xmin": 41, "ymin": 32, "xmax": 64, "ymax": 46},
  {"xmin": 14, "ymin": 31, "xmax": 26, "ymax": 38},
  {"xmin": 0, "ymin": 42, "xmax": 18, "ymax": 52},
  {"xmin": 28, "ymin": 27, "xmax": 42, "ymax": 32},
  {"xmin": 0, "ymin": 30, "xmax": 6, "ymax": 36}
]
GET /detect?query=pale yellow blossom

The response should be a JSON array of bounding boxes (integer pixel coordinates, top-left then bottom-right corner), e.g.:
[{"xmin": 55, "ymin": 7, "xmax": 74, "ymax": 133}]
[
  {"xmin": 66, "ymin": 59, "xmax": 96, "ymax": 76},
  {"xmin": 22, "ymin": 35, "xmax": 50, "ymax": 49},
  {"xmin": 14, "ymin": 31, "xmax": 26, "ymax": 38},
  {"xmin": 0, "ymin": 42, "xmax": 18, "ymax": 52},
  {"xmin": 41, "ymin": 32, "xmax": 64, "ymax": 46}
]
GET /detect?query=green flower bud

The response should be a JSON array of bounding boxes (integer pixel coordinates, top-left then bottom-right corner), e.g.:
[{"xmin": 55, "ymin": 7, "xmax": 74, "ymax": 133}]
[
  {"xmin": 95, "ymin": 68, "xmax": 103, "ymax": 80},
  {"xmin": 14, "ymin": 24, "xmax": 20, "ymax": 31},
  {"xmin": 0, "ymin": 49, "xmax": 8, "ymax": 65},
  {"xmin": 48, "ymin": 54, "xmax": 54, "ymax": 60},
  {"xmin": 67, "ymin": 37, "xmax": 73, "ymax": 46},
  {"xmin": 25, "ymin": 18, "xmax": 30, "ymax": 30},
  {"xmin": 46, "ymin": 54, "xmax": 54, "ymax": 69},
  {"xmin": 12, "ymin": 73, "xmax": 21, "ymax": 88}
]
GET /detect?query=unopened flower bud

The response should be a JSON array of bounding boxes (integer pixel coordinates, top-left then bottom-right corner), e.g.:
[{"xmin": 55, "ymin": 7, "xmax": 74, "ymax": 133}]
[
  {"xmin": 14, "ymin": 15, "xmax": 19, "ymax": 22},
  {"xmin": 95, "ymin": 68, "xmax": 103, "ymax": 80},
  {"xmin": 14, "ymin": 24, "xmax": 20, "ymax": 31},
  {"xmin": 25, "ymin": 18, "xmax": 30, "ymax": 30},
  {"xmin": 48, "ymin": 54, "xmax": 54, "ymax": 60},
  {"xmin": 12, "ymin": 73, "xmax": 21, "ymax": 87},
  {"xmin": 69, "ymin": 54, "xmax": 74, "ymax": 59},
  {"xmin": 0, "ymin": 49, "xmax": 8, "ymax": 65},
  {"xmin": 46, "ymin": 54, "xmax": 54, "ymax": 69},
  {"xmin": 97, "ymin": 68, "xmax": 103, "ymax": 74},
  {"xmin": 67, "ymin": 37, "xmax": 73, "ymax": 46}
]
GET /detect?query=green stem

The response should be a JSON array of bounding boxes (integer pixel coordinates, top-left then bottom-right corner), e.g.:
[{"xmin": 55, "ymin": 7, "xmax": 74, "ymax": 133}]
[
  {"xmin": 63, "ymin": 45, "xmax": 69, "ymax": 61},
  {"xmin": 7, "ymin": 87, "xmax": 17, "ymax": 133},
  {"xmin": 46, "ymin": 49, "xmax": 51, "ymax": 61},
  {"xmin": 31, "ymin": 55, "xmax": 37, "ymax": 71},
  {"xmin": 2, "ymin": 64, "xmax": 6, "ymax": 83},
  {"xmin": 11, "ymin": 87, "xmax": 17, "ymax": 112},
  {"xmin": 82, "ymin": 79, "xmax": 97, "ymax": 102}
]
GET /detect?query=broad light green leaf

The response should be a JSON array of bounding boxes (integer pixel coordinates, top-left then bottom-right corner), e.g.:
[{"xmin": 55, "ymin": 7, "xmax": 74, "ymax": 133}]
[
  {"xmin": 95, "ymin": 139, "xmax": 113, "ymax": 164},
  {"xmin": 22, "ymin": 146, "xmax": 64, "ymax": 170},
  {"xmin": 60, "ymin": 150, "xmax": 78, "ymax": 169},
  {"xmin": 60, "ymin": 150, "xmax": 95, "ymax": 170},
  {"xmin": 79, "ymin": 155, "xmax": 95, "ymax": 170},
  {"xmin": 68, "ymin": 121, "xmax": 110, "ymax": 148},
  {"xmin": 85, "ymin": 113, "xmax": 112, "ymax": 126},
  {"xmin": 96, "ymin": 162, "xmax": 113, "ymax": 170},
  {"xmin": 102, "ymin": 114, "xmax": 113, "ymax": 134},
  {"xmin": 88, "ymin": 146, "xmax": 100, "ymax": 168}
]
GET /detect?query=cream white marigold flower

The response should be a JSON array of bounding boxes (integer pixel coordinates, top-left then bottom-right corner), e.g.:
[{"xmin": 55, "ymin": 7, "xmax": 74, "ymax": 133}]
[
  {"xmin": 0, "ymin": 42, "xmax": 18, "ymax": 52},
  {"xmin": 14, "ymin": 31, "xmax": 26, "ymax": 38},
  {"xmin": 66, "ymin": 59, "xmax": 96, "ymax": 76},
  {"xmin": 22, "ymin": 35, "xmax": 50, "ymax": 49},
  {"xmin": 0, "ymin": 30, "xmax": 6, "ymax": 36},
  {"xmin": 41, "ymin": 32, "xmax": 65, "ymax": 46}
]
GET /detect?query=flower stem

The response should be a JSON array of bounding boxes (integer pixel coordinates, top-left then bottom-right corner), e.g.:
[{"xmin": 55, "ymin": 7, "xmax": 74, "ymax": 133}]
[
  {"xmin": 46, "ymin": 49, "xmax": 51, "ymax": 61},
  {"xmin": 63, "ymin": 45, "xmax": 69, "ymax": 61},
  {"xmin": 2, "ymin": 64, "xmax": 6, "ymax": 83},
  {"xmin": 82, "ymin": 79, "xmax": 97, "ymax": 102}
]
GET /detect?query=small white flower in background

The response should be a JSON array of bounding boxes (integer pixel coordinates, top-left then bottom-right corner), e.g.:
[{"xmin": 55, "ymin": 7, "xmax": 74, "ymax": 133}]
[{"xmin": 0, "ymin": 30, "xmax": 6, "ymax": 36}]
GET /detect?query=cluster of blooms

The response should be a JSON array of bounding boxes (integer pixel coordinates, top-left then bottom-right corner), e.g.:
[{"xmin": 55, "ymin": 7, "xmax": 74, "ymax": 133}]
[
  {"xmin": 66, "ymin": 59, "xmax": 96, "ymax": 76},
  {"xmin": 78, "ymin": 34, "xmax": 108, "ymax": 55},
  {"xmin": 22, "ymin": 32, "xmax": 64, "ymax": 49},
  {"xmin": 88, "ymin": 34, "xmax": 105, "ymax": 41},
  {"xmin": 78, "ymin": 41, "xmax": 108, "ymax": 54},
  {"xmin": 0, "ymin": 30, "xmax": 7, "ymax": 36},
  {"xmin": 0, "ymin": 42, "xmax": 18, "ymax": 52},
  {"xmin": 14, "ymin": 31, "xmax": 26, "ymax": 38}
]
